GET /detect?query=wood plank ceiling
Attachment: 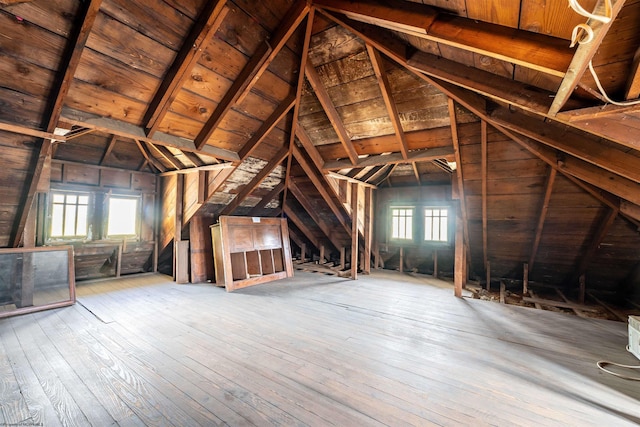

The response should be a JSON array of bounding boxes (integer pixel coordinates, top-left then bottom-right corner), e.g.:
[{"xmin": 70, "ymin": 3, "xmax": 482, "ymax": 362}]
[{"xmin": 1, "ymin": 0, "xmax": 640, "ymax": 290}]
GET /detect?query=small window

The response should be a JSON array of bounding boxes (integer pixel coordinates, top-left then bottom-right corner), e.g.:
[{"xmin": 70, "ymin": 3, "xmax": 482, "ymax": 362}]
[
  {"xmin": 50, "ymin": 192, "xmax": 89, "ymax": 238},
  {"xmin": 391, "ymin": 207, "xmax": 413, "ymax": 240},
  {"xmin": 107, "ymin": 196, "xmax": 139, "ymax": 237},
  {"xmin": 425, "ymin": 208, "xmax": 448, "ymax": 242}
]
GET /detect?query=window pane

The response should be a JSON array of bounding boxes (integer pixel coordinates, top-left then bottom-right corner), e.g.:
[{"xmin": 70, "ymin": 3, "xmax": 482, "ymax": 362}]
[
  {"xmin": 77, "ymin": 205, "xmax": 88, "ymax": 236},
  {"xmin": 108, "ymin": 198, "xmax": 138, "ymax": 236},
  {"xmin": 66, "ymin": 195, "xmax": 77, "ymax": 204},
  {"xmin": 64, "ymin": 205, "xmax": 76, "ymax": 236},
  {"xmin": 53, "ymin": 194, "xmax": 65, "ymax": 203},
  {"xmin": 440, "ymin": 217, "xmax": 448, "ymax": 241},
  {"xmin": 78, "ymin": 195, "xmax": 89, "ymax": 205},
  {"xmin": 51, "ymin": 204, "xmax": 64, "ymax": 236}
]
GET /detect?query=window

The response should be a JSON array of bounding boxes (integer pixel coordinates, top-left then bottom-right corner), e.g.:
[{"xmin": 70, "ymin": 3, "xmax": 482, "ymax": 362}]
[
  {"xmin": 50, "ymin": 192, "xmax": 89, "ymax": 238},
  {"xmin": 107, "ymin": 196, "xmax": 139, "ymax": 237},
  {"xmin": 424, "ymin": 208, "xmax": 448, "ymax": 242},
  {"xmin": 391, "ymin": 207, "xmax": 413, "ymax": 240}
]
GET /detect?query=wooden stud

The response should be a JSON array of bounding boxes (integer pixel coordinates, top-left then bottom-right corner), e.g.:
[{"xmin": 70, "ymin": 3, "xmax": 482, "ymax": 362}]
[
  {"xmin": 529, "ymin": 168, "xmax": 556, "ymax": 270},
  {"xmin": 301, "ymin": 243, "xmax": 306, "ymax": 263},
  {"xmin": 145, "ymin": 0, "xmax": 229, "ymax": 136},
  {"xmin": 319, "ymin": 245, "xmax": 325, "ymax": 264},
  {"xmin": 197, "ymin": 171, "xmax": 208, "ymax": 204},
  {"xmin": 184, "ymin": 165, "xmax": 238, "ymax": 224},
  {"xmin": 399, "ymin": 247, "xmax": 404, "ymax": 274},
  {"xmin": 351, "ymin": 182, "xmax": 359, "ymax": 280},
  {"xmin": 454, "ymin": 208, "xmax": 464, "ymax": 298},
  {"xmin": 433, "ymin": 249, "xmax": 438, "ymax": 279},
  {"xmin": 500, "ymin": 281, "xmax": 506, "ymax": 304},
  {"xmin": 248, "ymin": 181, "xmax": 285, "ymax": 215},
  {"xmin": 340, "ymin": 246, "xmax": 346, "ymax": 270},
  {"xmin": 486, "ymin": 260, "xmax": 491, "ymax": 292},
  {"xmin": 100, "ymin": 135, "xmax": 117, "ymax": 165},
  {"xmin": 624, "ymin": 47, "xmax": 640, "ymax": 100},
  {"xmin": 579, "ymin": 274, "xmax": 586, "ymax": 305},
  {"xmin": 116, "ymin": 243, "xmax": 123, "ymax": 278},
  {"xmin": 363, "ymin": 186, "xmax": 373, "ymax": 274},
  {"xmin": 449, "ymin": 98, "xmax": 471, "ymax": 267},
  {"xmin": 481, "ymin": 120, "xmax": 488, "ymax": 270},
  {"xmin": 523, "ymin": 263, "xmax": 529, "ymax": 295}
]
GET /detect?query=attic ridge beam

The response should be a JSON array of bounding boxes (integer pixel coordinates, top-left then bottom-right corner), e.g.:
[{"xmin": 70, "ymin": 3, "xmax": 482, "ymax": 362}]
[
  {"xmin": 219, "ymin": 146, "xmax": 289, "ymax": 216},
  {"xmin": 305, "ymin": 64, "xmax": 359, "ymax": 165},
  {"xmin": 144, "ymin": 0, "xmax": 229, "ymax": 136},
  {"xmin": 283, "ymin": 7, "xmax": 316, "ymax": 212},
  {"xmin": 490, "ymin": 107, "xmax": 640, "ymax": 184},
  {"xmin": 238, "ymin": 93, "xmax": 296, "ymax": 160},
  {"xmin": 195, "ymin": 0, "xmax": 311, "ymax": 150},
  {"xmin": 292, "ymin": 143, "xmax": 351, "ymax": 234},
  {"xmin": 548, "ymin": 0, "xmax": 626, "ymax": 116},
  {"xmin": 322, "ymin": 146, "xmax": 454, "ymax": 170},
  {"xmin": 314, "ymin": 0, "xmax": 572, "ymax": 77},
  {"xmin": 366, "ymin": 45, "xmax": 409, "ymax": 159},
  {"xmin": 248, "ymin": 181, "xmax": 285, "ymax": 215},
  {"xmin": 11, "ymin": 0, "xmax": 102, "ymax": 248},
  {"xmin": 528, "ymin": 167, "xmax": 557, "ymax": 271}
]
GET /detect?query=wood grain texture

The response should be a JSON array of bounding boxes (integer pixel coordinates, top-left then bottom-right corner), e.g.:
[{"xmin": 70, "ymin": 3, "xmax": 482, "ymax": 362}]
[{"xmin": 0, "ymin": 271, "xmax": 628, "ymax": 425}]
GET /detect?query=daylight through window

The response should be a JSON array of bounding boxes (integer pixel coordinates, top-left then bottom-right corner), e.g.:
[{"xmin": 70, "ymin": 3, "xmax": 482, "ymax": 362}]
[
  {"xmin": 51, "ymin": 193, "xmax": 89, "ymax": 238},
  {"xmin": 425, "ymin": 208, "xmax": 448, "ymax": 242},
  {"xmin": 391, "ymin": 208, "xmax": 413, "ymax": 240},
  {"xmin": 107, "ymin": 197, "xmax": 139, "ymax": 237}
]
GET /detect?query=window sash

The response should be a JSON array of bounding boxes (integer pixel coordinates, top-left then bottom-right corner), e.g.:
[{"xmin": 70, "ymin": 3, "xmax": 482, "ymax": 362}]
[
  {"xmin": 50, "ymin": 192, "xmax": 89, "ymax": 238},
  {"xmin": 391, "ymin": 208, "xmax": 413, "ymax": 240},
  {"xmin": 424, "ymin": 208, "xmax": 448, "ymax": 242}
]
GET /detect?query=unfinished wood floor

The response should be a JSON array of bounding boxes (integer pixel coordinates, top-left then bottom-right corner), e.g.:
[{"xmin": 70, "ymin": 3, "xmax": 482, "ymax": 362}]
[{"xmin": 1, "ymin": 271, "xmax": 639, "ymax": 426}]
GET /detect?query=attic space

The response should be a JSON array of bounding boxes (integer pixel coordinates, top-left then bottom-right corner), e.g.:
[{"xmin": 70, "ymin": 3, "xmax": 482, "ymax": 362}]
[{"xmin": 1, "ymin": 0, "xmax": 640, "ymax": 423}]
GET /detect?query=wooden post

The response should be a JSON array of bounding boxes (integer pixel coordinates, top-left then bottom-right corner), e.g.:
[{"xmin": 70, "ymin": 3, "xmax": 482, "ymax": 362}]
[
  {"xmin": 500, "ymin": 281, "xmax": 506, "ymax": 304},
  {"xmin": 319, "ymin": 245, "xmax": 325, "ymax": 264},
  {"xmin": 363, "ymin": 186, "xmax": 373, "ymax": 274},
  {"xmin": 579, "ymin": 274, "xmax": 586, "ymax": 304},
  {"xmin": 523, "ymin": 263, "xmax": 529, "ymax": 295},
  {"xmin": 399, "ymin": 247, "xmax": 404, "ymax": 273},
  {"xmin": 116, "ymin": 243, "xmax": 123, "ymax": 278},
  {"xmin": 175, "ymin": 240, "xmax": 190, "ymax": 284},
  {"xmin": 454, "ymin": 209, "xmax": 464, "ymax": 297},
  {"xmin": 300, "ymin": 243, "xmax": 306, "ymax": 263},
  {"xmin": 351, "ymin": 182, "xmax": 359, "ymax": 280},
  {"xmin": 433, "ymin": 249, "xmax": 438, "ymax": 279},
  {"xmin": 340, "ymin": 246, "xmax": 345, "ymax": 270},
  {"xmin": 18, "ymin": 253, "xmax": 34, "ymax": 308},
  {"xmin": 486, "ymin": 260, "xmax": 491, "ymax": 291},
  {"xmin": 152, "ymin": 240, "xmax": 158, "ymax": 273},
  {"xmin": 374, "ymin": 241, "xmax": 380, "ymax": 269}
]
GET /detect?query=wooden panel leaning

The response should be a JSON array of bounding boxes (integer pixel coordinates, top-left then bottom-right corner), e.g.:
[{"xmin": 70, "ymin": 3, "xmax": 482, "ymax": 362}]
[{"xmin": 211, "ymin": 216, "xmax": 293, "ymax": 292}]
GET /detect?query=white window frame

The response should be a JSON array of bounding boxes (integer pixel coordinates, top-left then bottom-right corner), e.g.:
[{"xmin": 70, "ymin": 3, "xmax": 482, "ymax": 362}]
[
  {"xmin": 424, "ymin": 207, "xmax": 449, "ymax": 242},
  {"xmin": 390, "ymin": 207, "xmax": 414, "ymax": 241},
  {"xmin": 49, "ymin": 191, "xmax": 90, "ymax": 239}
]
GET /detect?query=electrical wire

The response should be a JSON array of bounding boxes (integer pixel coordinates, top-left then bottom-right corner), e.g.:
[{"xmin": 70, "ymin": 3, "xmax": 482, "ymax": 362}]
[
  {"xmin": 597, "ymin": 346, "xmax": 640, "ymax": 381},
  {"xmin": 568, "ymin": 0, "xmax": 612, "ymax": 23}
]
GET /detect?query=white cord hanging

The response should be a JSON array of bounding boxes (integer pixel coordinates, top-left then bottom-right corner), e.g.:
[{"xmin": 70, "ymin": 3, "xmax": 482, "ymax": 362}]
[
  {"xmin": 568, "ymin": 0, "xmax": 612, "ymax": 23},
  {"xmin": 570, "ymin": 23, "xmax": 594, "ymax": 47},
  {"xmin": 588, "ymin": 61, "xmax": 640, "ymax": 106}
]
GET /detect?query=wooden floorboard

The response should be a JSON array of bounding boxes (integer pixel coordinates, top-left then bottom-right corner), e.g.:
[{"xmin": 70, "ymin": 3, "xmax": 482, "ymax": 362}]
[{"xmin": 1, "ymin": 270, "xmax": 639, "ymax": 426}]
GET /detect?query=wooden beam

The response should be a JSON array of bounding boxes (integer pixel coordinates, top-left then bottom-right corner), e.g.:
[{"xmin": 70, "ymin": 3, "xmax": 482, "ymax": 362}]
[
  {"xmin": 490, "ymin": 107, "xmax": 640, "ymax": 185},
  {"xmin": 248, "ymin": 181, "xmax": 285, "ymax": 215},
  {"xmin": 315, "ymin": 0, "xmax": 572, "ymax": 77},
  {"xmin": 523, "ymin": 263, "xmax": 529, "ymax": 295},
  {"xmin": 292, "ymin": 144, "xmax": 351, "ymax": 234},
  {"xmin": 183, "ymin": 164, "xmax": 238, "ymax": 224},
  {"xmin": 145, "ymin": 0, "xmax": 229, "ymax": 135},
  {"xmin": 283, "ymin": 8, "xmax": 316, "ymax": 216},
  {"xmin": 100, "ymin": 134, "xmax": 117, "ymax": 165},
  {"xmin": 363, "ymin": 186, "xmax": 373, "ymax": 274},
  {"xmin": 195, "ymin": 0, "xmax": 310, "ymax": 149},
  {"xmin": 326, "ymin": 172, "xmax": 377, "ymax": 188},
  {"xmin": 11, "ymin": 0, "xmax": 102, "ymax": 247},
  {"xmin": 296, "ymin": 126, "xmax": 326, "ymax": 170},
  {"xmin": 548, "ymin": 0, "xmax": 626, "ymax": 115},
  {"xmin": 0, "ymin": 121, "xmax": 66, "ymax": 141},
  {"xmin": 283, "ymin": 204, "xmax": 322, "ymax": 250},
  {"xmin": 134, "ymin": 140, "xmax": 167, "ymax": 173},
  {"xmin": 621, "ymin": 200, "xmax": 640, "ymax": 222},
  {"xmin": 61, "ymin": 107, "xmax": 240, "ymax": 161},
  {"xmin": 153, "ymin": 144, "xmax": 187, "ymax": 170},
  {"xmin": 305, "ymin": 64, "xmax": 359, "ymax": 165},
  {"xmin": 350, "ymin": 182, "xmax": 359, "ymax": 280},
  {"xmin": 411, "ymin": 163, "xmax": 421, "ymax": 185},
  {"xmin": 448, "ymin": 98, "xmax": 471, "ymax": 267},
  {"xmin": 322, "ymin": 146, "xmax": 454, "ymax": 170},
  {"xmin": 238, "ymin": 94, "xmax": 295, "ymax": 160},
  {"xmin": 481, "ymin": 120, "xmax": 488, "ymax": 269},
  {"xmin": 219, "ymin": 146, "xmax": 289, "ymax": 216},
  {"xmin": 572, "ymin": 207, "xmax": 618, "ymax": 282},
  {"xmin": 366, "ymin": 45, "xmax": 408, "ymax": 159},
  {"xmin": 289, "ymin": 179, "xmax": 343, "ymax": 251},
  {"xmin": 529, "ymin": 168, "xmax": 557, "ymax": 271},
  {"xmin": 182, "ymin": 151, "xmax": 206, "ymax": 167},
  {"xmin": 625, "ymin": 47, "xmax": 640, "ymax": 100},
  {"xmin": 454, "ymin": 207, "xmax": 464, "ymax": 298},
  {"xmin": 159, "ymin": 162, "xmax": 234, "ymax": 177}
]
